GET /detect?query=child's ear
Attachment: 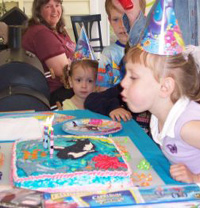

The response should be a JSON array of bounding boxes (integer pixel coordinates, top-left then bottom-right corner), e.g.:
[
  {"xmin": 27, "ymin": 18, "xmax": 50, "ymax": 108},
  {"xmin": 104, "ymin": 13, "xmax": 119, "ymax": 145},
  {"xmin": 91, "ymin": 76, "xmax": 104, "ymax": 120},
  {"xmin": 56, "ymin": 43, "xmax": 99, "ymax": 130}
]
[{"xmin": 160, "ymin": 77, "xmax": 175, "ymax": 98}]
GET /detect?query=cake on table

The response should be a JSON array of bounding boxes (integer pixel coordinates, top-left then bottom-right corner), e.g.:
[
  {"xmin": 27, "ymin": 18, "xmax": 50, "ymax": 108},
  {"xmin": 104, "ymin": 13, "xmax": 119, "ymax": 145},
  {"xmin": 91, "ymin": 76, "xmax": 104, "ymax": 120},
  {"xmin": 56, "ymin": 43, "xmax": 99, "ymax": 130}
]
[{"xmin": 12, "ymin": 135, "xmax": 133, "ymax": 193}]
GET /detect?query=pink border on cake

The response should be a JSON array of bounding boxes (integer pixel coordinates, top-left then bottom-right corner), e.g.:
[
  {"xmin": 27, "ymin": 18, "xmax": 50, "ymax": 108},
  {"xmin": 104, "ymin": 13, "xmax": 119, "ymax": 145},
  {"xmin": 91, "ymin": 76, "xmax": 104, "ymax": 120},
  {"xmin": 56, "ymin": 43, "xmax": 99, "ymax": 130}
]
[{"xmin": 12, "ymin": 136, "xmax": 133, "ymax": 192}]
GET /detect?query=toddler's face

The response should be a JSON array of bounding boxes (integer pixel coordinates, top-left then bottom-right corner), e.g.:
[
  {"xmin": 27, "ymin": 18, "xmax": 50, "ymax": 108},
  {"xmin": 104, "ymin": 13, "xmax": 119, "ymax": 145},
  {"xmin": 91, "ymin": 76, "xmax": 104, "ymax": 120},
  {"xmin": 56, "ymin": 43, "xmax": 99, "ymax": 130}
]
[
  {"xmin": 70, "ymin": 66, "xmax": 96, "ymax": 101},
  {"xmin": 121, "ymin": 62, "xmax": 161, "ymax": 114},
  {"xmin": 109, "ymin": 8, "xmax": 129, "ymax": 45}
]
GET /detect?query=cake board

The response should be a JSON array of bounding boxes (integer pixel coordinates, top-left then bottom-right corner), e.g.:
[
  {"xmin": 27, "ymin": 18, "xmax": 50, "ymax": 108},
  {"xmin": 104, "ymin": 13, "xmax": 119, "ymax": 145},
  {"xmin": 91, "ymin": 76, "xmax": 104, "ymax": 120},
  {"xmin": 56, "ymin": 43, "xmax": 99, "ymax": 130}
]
[
  {"xmin": 113, "ymin": 136, "xmax": 165, "ymax": 187},
  {"xmin": 2, "ymin": 135, "xmax": 165, "ymax": 193},
  {"xmin": 0, "ymin": 142, "xmax": 13, "ymax": 188}
]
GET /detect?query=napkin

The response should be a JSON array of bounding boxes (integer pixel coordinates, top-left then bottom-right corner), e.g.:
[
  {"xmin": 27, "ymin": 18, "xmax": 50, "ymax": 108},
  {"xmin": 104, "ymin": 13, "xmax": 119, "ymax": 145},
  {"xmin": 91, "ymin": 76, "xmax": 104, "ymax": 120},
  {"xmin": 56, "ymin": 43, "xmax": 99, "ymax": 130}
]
[{"xmin": 0, "ymin": 117, "xmax": 44, "ymax": 141}]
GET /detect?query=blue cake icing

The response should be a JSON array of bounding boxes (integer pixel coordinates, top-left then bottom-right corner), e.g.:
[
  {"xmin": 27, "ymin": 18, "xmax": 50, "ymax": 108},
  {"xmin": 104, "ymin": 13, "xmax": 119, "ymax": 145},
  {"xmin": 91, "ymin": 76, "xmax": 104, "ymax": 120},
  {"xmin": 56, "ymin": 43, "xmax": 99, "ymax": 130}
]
[{"xmin": 12, "ymin": 135, "xmax": 132, "ymax": 193}]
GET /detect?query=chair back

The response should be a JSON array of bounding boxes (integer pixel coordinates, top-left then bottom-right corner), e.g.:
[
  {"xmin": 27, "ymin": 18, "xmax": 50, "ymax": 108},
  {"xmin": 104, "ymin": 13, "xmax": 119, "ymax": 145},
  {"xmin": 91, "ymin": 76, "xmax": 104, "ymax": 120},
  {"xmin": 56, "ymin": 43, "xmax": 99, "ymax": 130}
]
[{"xmin": 70, "ymin": 14, "xmax": 104, "ymax": 53}]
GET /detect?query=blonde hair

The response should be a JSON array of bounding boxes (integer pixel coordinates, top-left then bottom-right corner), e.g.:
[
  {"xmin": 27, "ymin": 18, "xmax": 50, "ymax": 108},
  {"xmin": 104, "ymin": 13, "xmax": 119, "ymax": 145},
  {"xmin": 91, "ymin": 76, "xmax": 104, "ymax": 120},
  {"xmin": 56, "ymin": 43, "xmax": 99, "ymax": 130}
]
[
  {"xmin": 105, "ymin": 0, "xmax": 146, "ymax": 18},
  {"xmin": 125, "ymin": 46, "xmax": 200, "ymax": 103},
  {"xmin": 69, "ymin": 59, "xmax": 98, "ymax": 79}
]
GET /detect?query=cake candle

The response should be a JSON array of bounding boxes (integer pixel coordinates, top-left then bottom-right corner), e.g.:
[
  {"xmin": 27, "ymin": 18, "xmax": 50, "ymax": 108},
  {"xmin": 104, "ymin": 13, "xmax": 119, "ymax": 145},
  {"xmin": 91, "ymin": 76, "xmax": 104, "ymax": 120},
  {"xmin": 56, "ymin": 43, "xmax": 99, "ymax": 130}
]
[
  {"xmin": 49, "ymin": 126, "xmax": 54, "ymax": 158},
  {"xmin": 43, "ymin": 124, "xmax": 49, "ymax": 149}
]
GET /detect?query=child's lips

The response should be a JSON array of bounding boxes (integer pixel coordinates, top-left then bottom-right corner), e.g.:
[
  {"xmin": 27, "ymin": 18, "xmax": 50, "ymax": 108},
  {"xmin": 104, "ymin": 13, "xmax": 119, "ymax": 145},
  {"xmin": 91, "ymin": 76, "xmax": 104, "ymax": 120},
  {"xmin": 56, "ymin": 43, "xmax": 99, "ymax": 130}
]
[
  {"xmin": 80, "ymin": 91, "xmax": 88, "ymax": 94},
  {"xmin": 120, "ymin": 31, "xmax": 128, "ymax": 35},
  {"xmin": 121, "ymin": 94, "xmax": 127, "ymax": 102}
]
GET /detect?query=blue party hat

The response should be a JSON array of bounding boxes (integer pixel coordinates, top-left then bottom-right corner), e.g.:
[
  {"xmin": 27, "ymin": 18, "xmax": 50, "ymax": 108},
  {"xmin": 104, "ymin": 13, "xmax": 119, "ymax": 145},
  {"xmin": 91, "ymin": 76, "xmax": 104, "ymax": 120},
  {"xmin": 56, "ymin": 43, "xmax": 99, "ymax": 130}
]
[
  {"xmin": 73, "ymin": 25, "xmax": 96, "ymax": 60},
  {"xmin": 139, "ymin": 0, "xmax": 185, "ymax": 55}
]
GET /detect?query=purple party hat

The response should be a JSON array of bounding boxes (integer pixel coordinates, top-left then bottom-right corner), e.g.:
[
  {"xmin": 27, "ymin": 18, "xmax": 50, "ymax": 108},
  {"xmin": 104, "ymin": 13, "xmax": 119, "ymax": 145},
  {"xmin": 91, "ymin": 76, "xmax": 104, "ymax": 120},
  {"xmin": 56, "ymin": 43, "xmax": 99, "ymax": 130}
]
[
  {"xmin": 139, "ymin": 0, "xmax": 185, "ymax": 55},
  {"xmin": 73, "ymin": 25, "xmax": 96, "ymax": 60}
]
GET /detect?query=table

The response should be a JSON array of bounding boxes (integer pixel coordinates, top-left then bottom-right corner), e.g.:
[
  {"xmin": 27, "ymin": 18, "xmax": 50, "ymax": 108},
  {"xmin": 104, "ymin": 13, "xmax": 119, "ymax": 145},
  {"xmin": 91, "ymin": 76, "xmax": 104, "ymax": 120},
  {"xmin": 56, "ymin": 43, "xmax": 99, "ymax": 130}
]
[
  {"xmin": 0, "ymin": 109, "xmax": 181, "ymax": 186},
  {"xmin": 1, "ymin": 109, "xmax": 199, "ymax": 208},
  {"xmin": 54, "ymin": 110, "xmax": 181, "ymax": 186}
]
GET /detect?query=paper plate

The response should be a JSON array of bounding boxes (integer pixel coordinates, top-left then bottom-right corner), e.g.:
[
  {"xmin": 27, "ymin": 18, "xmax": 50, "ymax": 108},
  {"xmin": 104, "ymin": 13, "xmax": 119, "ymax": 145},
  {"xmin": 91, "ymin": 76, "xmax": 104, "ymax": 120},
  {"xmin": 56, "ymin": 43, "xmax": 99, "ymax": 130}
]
[{"xmin": 62, "ymin": 118, "xmax": 122, "ymax": 136}]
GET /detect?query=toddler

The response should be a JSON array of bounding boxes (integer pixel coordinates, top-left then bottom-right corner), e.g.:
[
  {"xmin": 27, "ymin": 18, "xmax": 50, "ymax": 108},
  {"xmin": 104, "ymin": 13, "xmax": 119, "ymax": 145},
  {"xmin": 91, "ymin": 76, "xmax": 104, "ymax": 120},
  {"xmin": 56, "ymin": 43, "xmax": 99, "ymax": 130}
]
[
  {"xmin": 121, "ymin": 45, "xmax": 200, "ymax": 183},
  {"xmin": 62, "ymin": 60, "xmax": 98, "ymax": 110}
]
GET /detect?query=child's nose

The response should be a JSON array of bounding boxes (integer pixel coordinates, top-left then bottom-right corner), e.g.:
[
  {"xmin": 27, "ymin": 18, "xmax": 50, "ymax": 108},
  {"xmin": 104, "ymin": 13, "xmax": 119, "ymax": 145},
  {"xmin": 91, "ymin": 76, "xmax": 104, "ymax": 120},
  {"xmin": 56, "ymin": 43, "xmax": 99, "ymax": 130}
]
[
  {"xmin": 121, "ymin": 77, "xmax": 126, "ymax": 88},
  {"xmin": 81, "ymin": 81, "xmax": 87, "ymax": 88},
  {"xmin": 119, "ymin": 19, "xmax": 125, "ymax": 28}
]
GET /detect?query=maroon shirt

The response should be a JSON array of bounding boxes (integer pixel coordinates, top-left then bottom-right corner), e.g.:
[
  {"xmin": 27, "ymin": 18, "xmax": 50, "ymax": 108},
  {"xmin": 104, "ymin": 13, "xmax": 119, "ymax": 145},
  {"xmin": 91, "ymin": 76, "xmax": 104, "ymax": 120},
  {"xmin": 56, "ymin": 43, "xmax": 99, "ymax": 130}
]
[{"xmin": 22, "ymin": 24, "xmax": 75, "ymax": 92}]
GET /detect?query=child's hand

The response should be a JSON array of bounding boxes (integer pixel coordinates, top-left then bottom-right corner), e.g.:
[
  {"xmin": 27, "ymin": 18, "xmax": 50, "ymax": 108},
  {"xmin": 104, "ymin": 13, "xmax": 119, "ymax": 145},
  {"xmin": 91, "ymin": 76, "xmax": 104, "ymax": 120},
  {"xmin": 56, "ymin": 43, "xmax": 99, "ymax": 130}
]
[
  {"xmin": 170, "ymin": 163, "xmax": 200, "ymax": 183},
  {"xmin": 112, "ymin": 0, "xmax": 125, "ymax": 13},
  {"xmin": 109, "ymin": 107, "xmax": 132, "ymax": 122}
]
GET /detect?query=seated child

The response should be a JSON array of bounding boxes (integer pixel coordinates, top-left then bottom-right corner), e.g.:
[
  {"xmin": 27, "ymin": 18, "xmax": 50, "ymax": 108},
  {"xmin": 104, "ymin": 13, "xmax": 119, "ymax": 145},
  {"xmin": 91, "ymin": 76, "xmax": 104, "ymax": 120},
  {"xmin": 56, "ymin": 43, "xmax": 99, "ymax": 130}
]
[
  {"xmin": 62, "ymin": 60, "xmax": 98, "ymax": 110},
  {"xmin": 122, "ymin": 44, "xmax": 200, "ymax": 183},
  {"xmin": 121, "ymin": 0, "xmax": 200, "ymax": 183},
  {"xmin": 96, "ymin": 0, "xmax": 146, "ymax": 91},
  {"xmin": 114, "ymin": 0, "xmax": 200, "ymax": 47}
]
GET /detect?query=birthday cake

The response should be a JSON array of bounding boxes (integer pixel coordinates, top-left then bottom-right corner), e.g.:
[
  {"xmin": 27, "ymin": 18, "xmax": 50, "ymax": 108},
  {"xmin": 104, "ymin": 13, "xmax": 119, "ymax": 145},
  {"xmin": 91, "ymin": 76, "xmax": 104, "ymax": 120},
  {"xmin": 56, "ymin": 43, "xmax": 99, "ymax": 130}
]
[{"xmin": 12, "ymin": 135, "xmax": 133, "ymax": 193}]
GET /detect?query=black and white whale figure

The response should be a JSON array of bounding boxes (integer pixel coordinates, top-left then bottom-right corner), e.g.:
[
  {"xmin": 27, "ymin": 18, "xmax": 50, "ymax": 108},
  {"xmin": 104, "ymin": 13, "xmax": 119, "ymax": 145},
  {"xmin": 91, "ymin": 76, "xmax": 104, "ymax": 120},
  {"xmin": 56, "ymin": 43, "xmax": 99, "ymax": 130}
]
[{"xmin": 54, "ymin": 139, "xmax": 96, "ymax": 159}]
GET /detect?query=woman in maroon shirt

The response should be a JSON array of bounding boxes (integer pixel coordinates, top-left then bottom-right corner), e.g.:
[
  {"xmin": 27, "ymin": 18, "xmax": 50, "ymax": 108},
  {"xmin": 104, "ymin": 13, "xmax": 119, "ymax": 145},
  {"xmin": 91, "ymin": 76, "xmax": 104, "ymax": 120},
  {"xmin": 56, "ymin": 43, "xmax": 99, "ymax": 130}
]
[{"xmin": 22, "ymin": 0, "xmax": 75, "ymax": 106}]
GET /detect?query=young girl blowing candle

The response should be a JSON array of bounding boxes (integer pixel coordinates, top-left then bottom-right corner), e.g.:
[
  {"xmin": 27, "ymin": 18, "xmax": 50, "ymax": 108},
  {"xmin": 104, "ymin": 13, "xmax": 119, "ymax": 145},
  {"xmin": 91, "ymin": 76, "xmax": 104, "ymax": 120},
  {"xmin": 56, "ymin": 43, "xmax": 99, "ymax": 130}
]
[{"xmin": 121, "ymin": 0, "xmax": 200, "ymax": 183}]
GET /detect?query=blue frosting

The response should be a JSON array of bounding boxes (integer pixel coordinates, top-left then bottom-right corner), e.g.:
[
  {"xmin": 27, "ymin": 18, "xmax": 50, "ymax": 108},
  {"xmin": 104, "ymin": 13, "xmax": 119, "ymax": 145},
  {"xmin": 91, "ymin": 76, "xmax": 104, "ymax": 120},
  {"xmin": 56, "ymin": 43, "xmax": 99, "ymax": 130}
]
[{"xmin": 14, "ymin": 136, "xmax": 130, "ymax": 191}]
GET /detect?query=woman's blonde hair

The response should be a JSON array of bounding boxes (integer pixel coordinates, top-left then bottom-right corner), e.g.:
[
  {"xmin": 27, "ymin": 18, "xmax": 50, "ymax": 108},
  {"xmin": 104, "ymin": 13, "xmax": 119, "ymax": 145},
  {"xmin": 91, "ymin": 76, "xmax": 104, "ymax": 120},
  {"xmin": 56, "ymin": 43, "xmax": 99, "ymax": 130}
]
[
  {"xmin": 25, "ymin": 0, "xmax": 67, "ymax": 35},
  {"xmin": 125, "ymin": 46, "xmax": 200, "ymax": 103}
]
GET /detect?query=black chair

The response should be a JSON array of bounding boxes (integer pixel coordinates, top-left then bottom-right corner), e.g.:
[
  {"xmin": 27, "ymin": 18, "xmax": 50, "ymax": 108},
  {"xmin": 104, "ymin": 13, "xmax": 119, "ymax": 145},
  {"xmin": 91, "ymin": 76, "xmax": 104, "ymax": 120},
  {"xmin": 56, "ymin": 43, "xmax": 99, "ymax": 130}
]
[{"xmin": 70, "ymin": 14, "xmax": 104, "ymax": 53}]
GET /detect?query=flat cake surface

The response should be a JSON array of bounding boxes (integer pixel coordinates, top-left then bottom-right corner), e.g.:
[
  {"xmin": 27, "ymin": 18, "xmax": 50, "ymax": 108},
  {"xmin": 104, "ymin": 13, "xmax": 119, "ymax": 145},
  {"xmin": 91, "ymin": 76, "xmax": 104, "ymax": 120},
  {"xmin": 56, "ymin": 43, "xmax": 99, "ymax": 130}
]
[{"xmin": 12, "ymin": 136, "xmax": 132, "ymax": 192}]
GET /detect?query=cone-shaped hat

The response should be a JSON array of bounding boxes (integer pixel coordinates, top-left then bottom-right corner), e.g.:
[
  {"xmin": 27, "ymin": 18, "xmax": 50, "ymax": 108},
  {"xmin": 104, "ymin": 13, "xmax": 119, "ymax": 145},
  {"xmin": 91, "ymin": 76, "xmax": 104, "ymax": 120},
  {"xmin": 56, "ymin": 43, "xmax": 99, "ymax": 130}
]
[
  {"xmin": 139, "ymin": 0, "xmax": 185, "ymax": 55},
  {"xmin": 73, "ymin": 25, "xmax": 96, "ymax": 60}
]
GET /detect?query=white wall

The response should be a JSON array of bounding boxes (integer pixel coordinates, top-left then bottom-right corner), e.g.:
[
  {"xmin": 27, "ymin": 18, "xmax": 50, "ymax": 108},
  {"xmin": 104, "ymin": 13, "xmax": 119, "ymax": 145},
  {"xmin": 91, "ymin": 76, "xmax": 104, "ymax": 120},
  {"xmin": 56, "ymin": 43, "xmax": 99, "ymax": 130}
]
[{"xmin": 90, "ymin": 0, "xmax": 109, "ymax": 46}]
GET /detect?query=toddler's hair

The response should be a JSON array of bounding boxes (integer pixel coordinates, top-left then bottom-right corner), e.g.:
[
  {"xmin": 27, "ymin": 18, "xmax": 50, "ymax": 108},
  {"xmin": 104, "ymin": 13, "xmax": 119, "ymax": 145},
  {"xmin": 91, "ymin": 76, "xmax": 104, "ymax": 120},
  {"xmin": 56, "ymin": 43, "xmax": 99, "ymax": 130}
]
[
  {"xmin": 105, "ymin": 0, "xmax": 146, "ymax": 18},
  {"xmin": 125, "ymin": 46, "xmax": 200, "ymax": 103},
  {"xmin": 69, "ymin": 59, "xmax": 98, "ymax": 78}
]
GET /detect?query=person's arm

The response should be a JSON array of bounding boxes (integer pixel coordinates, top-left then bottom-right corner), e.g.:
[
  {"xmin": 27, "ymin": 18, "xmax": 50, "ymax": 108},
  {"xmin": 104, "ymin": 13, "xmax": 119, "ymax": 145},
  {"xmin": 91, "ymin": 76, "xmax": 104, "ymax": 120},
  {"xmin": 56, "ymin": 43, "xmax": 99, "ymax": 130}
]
[
  {"xmin": 170, "ymin": 164, "xmax": 200, "ymax": 183},
  {"xmin": 85, "ymin": 84, "xmax": 132, "ymax": 121},
  {"xmin": 45, "ymin": 53, "xmax": 71, "ymax": 77},
  {"xmin": 181, "ymin": 120, "xmax": 200, "ymax": 149},
  {"xmin": 170, "ymin": 120, "xmax": 200, "ymax": 183},
  {"xmin": 109, "ymin": 107, "xmax": 132, "ymax": 122},
  {"xmin": 31, "ymin": 27, "xmax": 73, "ymax": 77},
  {"xmin": 84, "ymin": 85, "xmax": 122, "ymax": 116}
]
